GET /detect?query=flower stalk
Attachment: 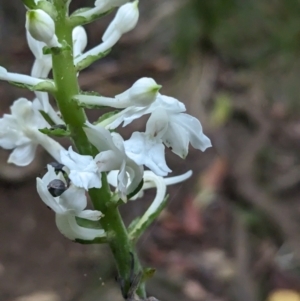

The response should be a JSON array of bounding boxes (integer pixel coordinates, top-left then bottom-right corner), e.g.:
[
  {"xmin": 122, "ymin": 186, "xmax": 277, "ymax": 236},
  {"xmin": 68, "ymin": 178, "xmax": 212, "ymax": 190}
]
[{"xmin": 51, "ymin": 0, "xmax": 145, "ymax": 297}]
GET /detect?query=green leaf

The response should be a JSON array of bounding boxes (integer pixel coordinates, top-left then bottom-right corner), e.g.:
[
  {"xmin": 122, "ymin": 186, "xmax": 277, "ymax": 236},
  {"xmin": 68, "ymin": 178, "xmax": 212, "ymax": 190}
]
[
  {"xmin": 75, "ymin": 49, "xmax": 111, "ymax": 71},
  {"xmin": 39, "ymin": 110, "xmax": 55, "ymax": 126},
  {"xmin": 129, "ymin": 194, "xmax": 169, "ymax": 243},
  {"xmin": 76, "ymin": 216, "xmax": 103, "ymax": 229},
  {"xmin": 39, "ymin": 125, "xmax": 71, "ymax": 137},
  {"xmin": 69, "ymin": 8, "xmax": 113, "ymax": 27},
  {"xmin": 43, "ymin": 41, "xmax": 71, "ymax": 55},
  {"xmin": 127, "ymin": 217, "xmax": 141, "ymax": 233},
  {"xmin": 93, "ymin": 110, "xmax": 120, "ymax": 124}
]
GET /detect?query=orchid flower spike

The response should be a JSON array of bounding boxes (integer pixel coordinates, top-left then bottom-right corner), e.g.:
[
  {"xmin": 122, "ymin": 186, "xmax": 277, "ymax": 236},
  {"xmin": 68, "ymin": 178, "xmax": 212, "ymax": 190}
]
[
  {"xmin": 75, "ymin": 1, "xmax": 139, "ymax": 65},
  {"xmin": 0, "ymin": 98, "xmax": 64, "ymax": 166},
  {"xmin": 26, "ymin": 9, "xmax": 61, "ymax": 48},
  {"xmin": 37, "ymin": 165, "xmax": 105, "ymax": 240}
]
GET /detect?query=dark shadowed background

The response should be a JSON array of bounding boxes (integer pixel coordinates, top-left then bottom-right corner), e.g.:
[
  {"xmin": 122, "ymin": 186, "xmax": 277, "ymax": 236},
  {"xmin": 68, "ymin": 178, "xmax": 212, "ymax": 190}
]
[{"xmin": 1, "ymin": 1, "xmax": 300, "ymax": 301}]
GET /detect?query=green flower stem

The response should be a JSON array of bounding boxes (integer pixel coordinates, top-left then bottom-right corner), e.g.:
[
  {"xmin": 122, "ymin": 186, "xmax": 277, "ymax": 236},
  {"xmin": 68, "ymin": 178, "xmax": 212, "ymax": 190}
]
[{"xmin": 51, "ymin": 0, "xmax": 145, "ymax": 298}]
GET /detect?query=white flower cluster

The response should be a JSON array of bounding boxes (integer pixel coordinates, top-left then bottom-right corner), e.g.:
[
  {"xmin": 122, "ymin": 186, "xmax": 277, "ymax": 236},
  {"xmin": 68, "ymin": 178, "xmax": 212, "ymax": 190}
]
[{"xmin": 0, "ymin": 1, "xmax": 211, "ymax": 241}]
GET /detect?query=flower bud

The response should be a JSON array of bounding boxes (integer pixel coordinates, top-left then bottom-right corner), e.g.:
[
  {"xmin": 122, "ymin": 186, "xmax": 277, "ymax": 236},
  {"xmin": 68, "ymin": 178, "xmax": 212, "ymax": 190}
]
[
  {"xmin": 102, "ymin": 0, "xmax": 139, "ymax": 41},
  {"xmin": 127, "ymin": 77, "xmax": 161, "ymax": 106},
  {"xmin": 26, "ymin": 9, "xmax": 60, "ymax": 48}
]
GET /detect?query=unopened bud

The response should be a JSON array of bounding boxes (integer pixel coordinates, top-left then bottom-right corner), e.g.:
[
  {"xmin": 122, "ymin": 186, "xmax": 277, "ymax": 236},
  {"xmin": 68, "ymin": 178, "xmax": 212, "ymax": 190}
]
[
  {"xmin": 127, "ymin": 77, "xmax": 161, "ymax": 106},
  {"xmin": 26, "ymin": 9, "xmax": 60, "ymax": 48},
  {"xmin": 102, "ymin": 0, "xmax": 139, "ymax": 41}
]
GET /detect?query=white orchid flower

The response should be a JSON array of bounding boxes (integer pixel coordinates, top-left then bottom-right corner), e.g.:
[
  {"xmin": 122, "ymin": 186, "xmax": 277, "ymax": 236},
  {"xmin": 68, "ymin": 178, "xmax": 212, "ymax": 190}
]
[
  {"xmin": 0, "ymin": 98, "xmax": 64, "ymax": 166},
  {"xmin": 100, "ymin": 93, "xmax": 212, "ymax": 158},
  {"xmin": 74, "ymin": 0, "xmax": 129, "ymax": 19},
  {"xmin": 60, "ymin": 146, "xmax": 102, "ymax": 190},
  {"xmin": 26, "ymin": 9, "xmax": 61, "ymax": 48},
  {"xmin": 76, "ymin": 77, "xmax": 161, "ymax": 108},
  {"xmin": 36, "ymin": 165, "xmax": 105, "ymax": 240},
  {"xmin": 124, "ymin": 109, "xmax": 171, "ymax": 176},
  {"xmin": 75, "ymin": 1, "xmax": 139, "ymax": 65},
  {"xmin": 84, "ymin": 122, "xmax": 143, "ymax": 201}
]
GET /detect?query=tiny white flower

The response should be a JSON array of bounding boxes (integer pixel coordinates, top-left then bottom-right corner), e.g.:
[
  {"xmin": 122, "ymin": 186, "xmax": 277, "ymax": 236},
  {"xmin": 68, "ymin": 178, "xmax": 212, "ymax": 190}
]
[
  {"xmin": 100, "ymin": 93, "xmax": 212, "ymax": 158},
  {"xmin": 74, "ymin": 1, "xmax": 139, "ymax": 65},
  {"xmin": 102, "ymin": 0, "xmax": 139, "ymax": 42},
  {"xmin": 37, "ymin": 165, "xmax": 105, "ymax": 240},
  {"xmin": 75, "ymin": 77, "xmax": 161, "ymax": 108},
  {"xmin": 123, "ymin": 107, "xmax": 171, "ymax": 176},
  {"xmin": 0, "ymin": 98, "xmax": 64, "ymax": 166},
  {"xmin": 84, "ymin": 122, "xmax": 143, "ymax": 200},
  {"xmin": 60, "ymin": 146, "xmax": 102, "ymax": 190},
  {"xmin": 26, "ymin": 9, "xmax": 61, "ymax": 48}
]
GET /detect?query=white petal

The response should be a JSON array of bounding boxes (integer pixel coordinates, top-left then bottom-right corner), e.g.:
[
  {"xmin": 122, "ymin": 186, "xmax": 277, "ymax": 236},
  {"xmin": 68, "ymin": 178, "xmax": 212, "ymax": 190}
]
[
  {"xmin": 84, "ymin": 122, "xmax": 116, "ymax": 152},
  {"xmin": 69, "ymin": 169, "xmax": 101, "ymax": 190},
  {"xmin": 145, "ymin": 108, "xmax": 168, "ymax": 139},
  {"xmin": 117, "ymin": 160, "xmax": 128, "ymax": 200},
  {"xmin": 77, "ymin": 209, "xmax": 103, "ymax": 221},
  {"xmin": 124, "ymin": 132, "xmax": 171, "ymax": 176},
  {"xmin": 8, "ymin": 143, "xmax": 37, "ymax": 166},
  {"xmin": 55, "ymin": 214, "xmax": 105, "ymax": 240},
  {"xmin": 59, "ymin": 185, "xmax": 87, "ymax": 213},
  {"xmin": 61, "ymin": 146, "xmax": 94, "ymax": 170},
  {"xmin": 171, "ymin": 113, "xmax": 212, "ymax": 151},
  {"xmin": 72, "ymin": 26, "xmax": 88, "ymax": 58},
  {"xmin": 102, "ymin": 1, "xmax": 139, "ymax": 41},
  {"xmin": 94, "ymin": 150, "xmax": 122, "ymax": 171},
  {"xmin": 163, "ymin": 121, "xmax": 189, "ymax": 158},
  {"xmin": 36, "ymin": 178, "xmax": 65, "ymax": 214},
  {"xmin": 124, "ymin": 158, "xmax": 143, "ymax": 195},
  {"xmin": 129, "ymin": 171, "xmax": 166, "ymax": 236},
  {"xmin": 156, "ymin": 94, "xmax": 186, "ymax": 113}
]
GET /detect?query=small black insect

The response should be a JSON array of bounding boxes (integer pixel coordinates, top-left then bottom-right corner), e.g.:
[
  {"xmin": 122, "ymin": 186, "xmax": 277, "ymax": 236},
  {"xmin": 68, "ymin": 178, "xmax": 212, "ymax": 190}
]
[
  {"xmin": 48, "ymin": 162, "xmax": 65, "ymax": 173},
  {"xmin": 47, "ymin": 179, "xmax": 67, "ymax": 197}
]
